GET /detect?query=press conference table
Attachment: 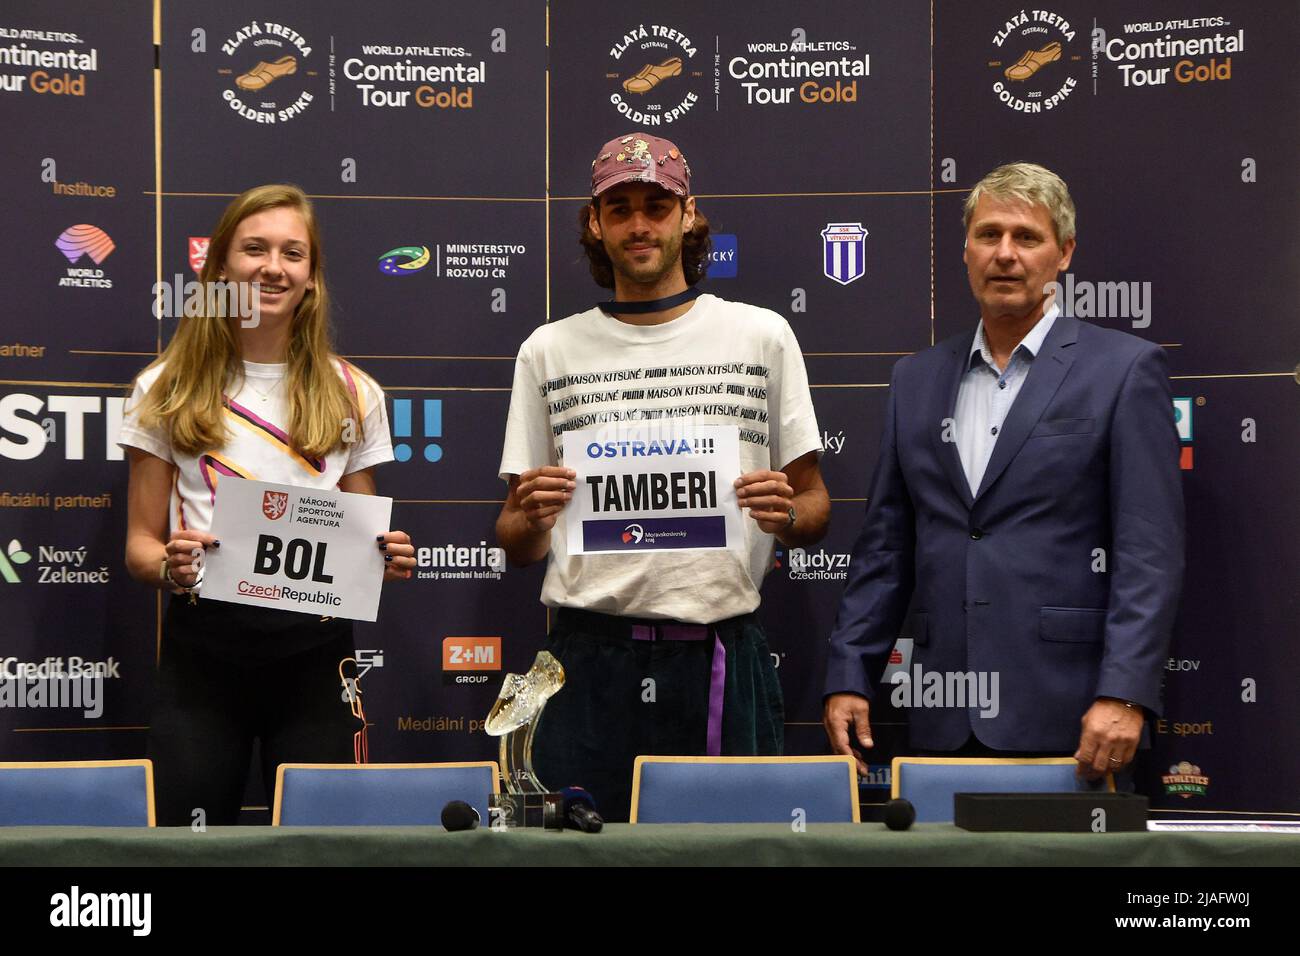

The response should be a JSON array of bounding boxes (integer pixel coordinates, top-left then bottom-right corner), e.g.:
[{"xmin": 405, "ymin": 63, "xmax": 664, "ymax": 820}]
[{"xmin": 1, "ymin": 824, "xmax": 1296, "ymax": 866}]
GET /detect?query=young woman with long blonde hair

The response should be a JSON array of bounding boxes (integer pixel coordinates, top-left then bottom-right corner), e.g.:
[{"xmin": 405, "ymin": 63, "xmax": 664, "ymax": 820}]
[{"xmin": 119, "ymin": 184, "xmax": 414, "ymax": 825}]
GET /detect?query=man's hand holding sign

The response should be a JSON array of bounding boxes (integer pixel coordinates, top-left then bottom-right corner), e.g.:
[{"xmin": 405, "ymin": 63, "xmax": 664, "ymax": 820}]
[
  {"xmin": 499, "ymin": 421, "xmax": 828, "ymax": 560},
  {"xmin": 734, "ymin": 452, "xmax": 828, "ymax": 546}
]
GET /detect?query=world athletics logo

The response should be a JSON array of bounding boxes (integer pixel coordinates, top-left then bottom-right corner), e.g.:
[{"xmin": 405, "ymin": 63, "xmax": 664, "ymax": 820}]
[
  {"xmin": 55, "ymin": 225, "xmax": 115, "ymax": 265},
  {"xmin": 378, "ymin": 246, "xmax": 432, "ymax": 276}
]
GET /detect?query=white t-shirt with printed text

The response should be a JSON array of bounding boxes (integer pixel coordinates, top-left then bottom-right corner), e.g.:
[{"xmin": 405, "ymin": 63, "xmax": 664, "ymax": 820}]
[{"xmin": 499, "ymin": 293, "xmax": 822, "ymax": 623}]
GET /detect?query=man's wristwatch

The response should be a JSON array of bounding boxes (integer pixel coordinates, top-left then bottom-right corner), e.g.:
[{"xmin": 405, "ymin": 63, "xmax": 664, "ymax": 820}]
[{"xmin": 1101, "ymin": 696, "xmax": 1142, "ymax": 713}]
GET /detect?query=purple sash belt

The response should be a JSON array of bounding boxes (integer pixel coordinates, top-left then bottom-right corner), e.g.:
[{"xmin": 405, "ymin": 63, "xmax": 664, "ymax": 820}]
[{"xmin": 630, "ymin": 624, "xmax": 726, "ymax": 757}]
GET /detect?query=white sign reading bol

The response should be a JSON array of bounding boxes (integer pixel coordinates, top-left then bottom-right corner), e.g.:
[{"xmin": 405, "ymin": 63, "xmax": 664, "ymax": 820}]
[{"xmin": 202, "ymin": 479, "xmax": 393, "ymax": 622}]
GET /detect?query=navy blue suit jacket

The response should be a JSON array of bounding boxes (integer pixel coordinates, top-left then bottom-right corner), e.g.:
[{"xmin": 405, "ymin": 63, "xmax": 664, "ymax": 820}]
[{"xmin": 825, "ymin": 315, "xmax": 1185, "ymax": 750}]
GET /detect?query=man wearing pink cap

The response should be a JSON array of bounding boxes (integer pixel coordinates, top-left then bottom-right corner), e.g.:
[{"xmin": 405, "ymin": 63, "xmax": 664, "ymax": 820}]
[{"xmin": 495, "ymin": 133, "xmax": 830, "ymax": 821}]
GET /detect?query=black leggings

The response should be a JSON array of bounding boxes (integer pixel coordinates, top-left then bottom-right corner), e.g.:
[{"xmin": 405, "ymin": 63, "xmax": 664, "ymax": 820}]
[{"xmin": 147, "ymin": 598, "xmax": 361, "ymax": 826}]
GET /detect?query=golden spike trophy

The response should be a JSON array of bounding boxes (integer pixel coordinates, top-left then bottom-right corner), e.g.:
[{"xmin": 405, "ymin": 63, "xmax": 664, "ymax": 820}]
[{"xmin": 484, "ymin": 651, "xmax": 565, "ymax": 828}]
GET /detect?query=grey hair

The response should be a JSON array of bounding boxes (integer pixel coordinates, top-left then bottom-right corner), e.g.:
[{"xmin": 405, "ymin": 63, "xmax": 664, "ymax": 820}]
[{"xmin": 963, "ymin": 162, "xmax": 1076, "ymax": 246}]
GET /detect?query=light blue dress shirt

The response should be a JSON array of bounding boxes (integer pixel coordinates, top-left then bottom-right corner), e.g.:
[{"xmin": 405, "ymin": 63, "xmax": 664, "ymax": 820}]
[{"xmin": 953, "ymin": 304, "xmax": 1060, "ymax": 496}]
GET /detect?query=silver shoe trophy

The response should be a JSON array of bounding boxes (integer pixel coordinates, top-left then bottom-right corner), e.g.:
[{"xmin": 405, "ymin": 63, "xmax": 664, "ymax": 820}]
[{"xmin": 484, "ymin": 650, "xmax": 565, "ymax": 829}]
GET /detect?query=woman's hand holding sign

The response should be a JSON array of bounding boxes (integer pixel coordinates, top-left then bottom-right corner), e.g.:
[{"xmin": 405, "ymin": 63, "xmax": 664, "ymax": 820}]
[
  {"xmin": 376, "ymin": 531, "xmax": 416, "ymax": 582},
  {"xmin": 163, "ymin": 530, "xmax": 220, "ymax": 591}
]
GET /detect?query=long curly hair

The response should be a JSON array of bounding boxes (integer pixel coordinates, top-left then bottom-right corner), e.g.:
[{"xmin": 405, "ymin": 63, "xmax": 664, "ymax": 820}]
[{"xmin": 577, "ymin": 198, "xmax": 712, "ymax": 289}]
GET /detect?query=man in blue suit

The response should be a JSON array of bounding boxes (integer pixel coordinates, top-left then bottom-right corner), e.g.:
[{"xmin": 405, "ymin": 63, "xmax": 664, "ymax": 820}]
[{"xmin": 823, "ymin": 163, "xmax": 1184, "ymax": 780}]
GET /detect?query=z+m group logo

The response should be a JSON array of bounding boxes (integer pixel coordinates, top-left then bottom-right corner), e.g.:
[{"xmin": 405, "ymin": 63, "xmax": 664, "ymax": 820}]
[{"xmin": 442, "ymin": 636, "xmax": 501, "ymax": 685}]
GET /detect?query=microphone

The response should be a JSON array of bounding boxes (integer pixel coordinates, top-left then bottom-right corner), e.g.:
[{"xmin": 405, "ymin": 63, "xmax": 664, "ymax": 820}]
[
  {"xmin": 441, "ymin": 800, "xmax": 480, "ymax": 832},
  {"xmin": 883, "ymin": 798, "xmax": 915, "ymax": 831},
  {"xmin": 560, "ymin": 787, "xmax": 604, "ymax": 833}
]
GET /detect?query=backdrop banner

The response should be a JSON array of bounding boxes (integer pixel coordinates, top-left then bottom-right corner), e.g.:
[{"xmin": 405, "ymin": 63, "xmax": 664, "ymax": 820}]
[{"xmin": 1, "ymin": 0, "xmax": 1295, "ymax": 819}]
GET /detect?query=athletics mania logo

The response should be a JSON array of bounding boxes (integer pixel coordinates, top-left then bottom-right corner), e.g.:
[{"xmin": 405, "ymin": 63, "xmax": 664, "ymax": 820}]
[{"xmin": 1162, "ymin": 761, "xmax": 1209, "ymax": 799}]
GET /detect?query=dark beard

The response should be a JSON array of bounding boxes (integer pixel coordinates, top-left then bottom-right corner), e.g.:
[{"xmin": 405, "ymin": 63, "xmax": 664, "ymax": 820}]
[{"xmin": 608, "ymin": 232, "xmax": 684, "ymax": 287}]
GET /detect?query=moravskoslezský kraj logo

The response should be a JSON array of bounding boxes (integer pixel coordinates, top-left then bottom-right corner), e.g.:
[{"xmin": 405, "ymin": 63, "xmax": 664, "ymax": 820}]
[{"xmin": 988, "ymin": 9, "xmax": 1081, "ymax": 113}]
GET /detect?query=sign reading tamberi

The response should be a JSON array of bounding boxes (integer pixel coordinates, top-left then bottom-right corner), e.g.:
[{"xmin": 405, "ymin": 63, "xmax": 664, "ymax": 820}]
[
  {"xmin": 562, "ymin": 421, "xmax": 744, "ymax": 555},
  {"xmin": 202, "ymin": 479, "xmax": 392, "ymax": 621}
]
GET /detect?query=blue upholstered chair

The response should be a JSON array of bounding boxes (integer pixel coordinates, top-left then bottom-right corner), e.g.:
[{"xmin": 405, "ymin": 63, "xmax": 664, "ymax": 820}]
[
  {"xmin": 630, "ymin": 756, "xmax": 859, "ymax": 823},
  {"xmin": 272, "ymin": 762, "xmax": 499, "ymax": 826},
  {"xmin": 891, "ymin": 756, "xmax": 1113, "ymax": 823},
  {"xmin": 0, "ymin": 760, "xmax": 155, "ymax": 826}
]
